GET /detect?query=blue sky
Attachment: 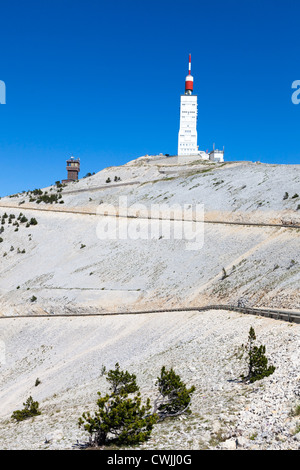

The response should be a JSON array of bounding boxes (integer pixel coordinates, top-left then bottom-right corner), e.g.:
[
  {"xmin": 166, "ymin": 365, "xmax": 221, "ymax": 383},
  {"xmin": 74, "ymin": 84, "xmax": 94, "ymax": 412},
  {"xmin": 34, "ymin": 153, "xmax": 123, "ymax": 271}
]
[{"xmin": 0, "ymin": 0, "xmax": 300, "ymax": 196}]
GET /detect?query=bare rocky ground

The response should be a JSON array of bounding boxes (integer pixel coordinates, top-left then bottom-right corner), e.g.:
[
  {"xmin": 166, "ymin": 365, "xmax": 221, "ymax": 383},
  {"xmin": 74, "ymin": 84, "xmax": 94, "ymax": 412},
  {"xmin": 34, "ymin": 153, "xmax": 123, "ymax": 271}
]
[
  {"xmin": 0, "ymin": 158, "xmax": 299, "ymax": 316},
  {"xmin": 0, "ymin": 157, "xmax": 300, "ymax": 450},
  {"xmin": 0, "ymin": 310, "xmax": 299, "ymax": 450}
]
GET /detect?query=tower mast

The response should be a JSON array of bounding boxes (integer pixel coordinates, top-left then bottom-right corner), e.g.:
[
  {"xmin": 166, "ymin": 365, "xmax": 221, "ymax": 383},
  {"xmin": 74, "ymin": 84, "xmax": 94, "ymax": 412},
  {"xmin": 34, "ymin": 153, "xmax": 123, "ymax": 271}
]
[
  {"xmin": 185, "ymin": 54, "xmax": 194, "ymax": 95},
  {"xmin": 178, "ymin": 54, "xmax": 198, "ymax": 156}
]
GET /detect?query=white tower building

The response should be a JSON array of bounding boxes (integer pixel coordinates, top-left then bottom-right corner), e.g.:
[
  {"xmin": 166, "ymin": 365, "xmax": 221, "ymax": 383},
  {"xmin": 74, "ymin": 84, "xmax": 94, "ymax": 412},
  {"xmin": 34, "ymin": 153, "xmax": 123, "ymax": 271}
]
[{"xmin": 178, "ymin": 54, "xmax": 199, "ymax": 156}]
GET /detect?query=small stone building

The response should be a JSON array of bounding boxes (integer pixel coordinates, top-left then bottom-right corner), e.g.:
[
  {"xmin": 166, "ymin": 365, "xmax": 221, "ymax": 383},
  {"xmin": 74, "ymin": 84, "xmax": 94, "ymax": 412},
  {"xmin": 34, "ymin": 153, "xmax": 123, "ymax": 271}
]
[{"xmin": 62, "ymin": 156, "xmax": 80, "ymax": 183}]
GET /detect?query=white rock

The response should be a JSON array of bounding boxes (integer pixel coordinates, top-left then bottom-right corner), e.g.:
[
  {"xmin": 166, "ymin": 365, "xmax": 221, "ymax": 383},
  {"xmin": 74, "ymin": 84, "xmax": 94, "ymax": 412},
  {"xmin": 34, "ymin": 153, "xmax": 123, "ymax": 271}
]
[{"xmin": 220, "ymin": 439, "xmax": 237, "ymax": 450}]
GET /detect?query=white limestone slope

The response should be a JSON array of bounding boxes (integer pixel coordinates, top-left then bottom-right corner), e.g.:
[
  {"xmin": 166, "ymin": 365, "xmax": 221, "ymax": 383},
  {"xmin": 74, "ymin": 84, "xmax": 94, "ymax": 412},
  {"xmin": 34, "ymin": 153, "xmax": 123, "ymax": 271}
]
[
  {"xmin": 0, "ymin": 156, "xmax": 299, "ymax": 451},
  {"xmin": 0, "ymin": 156, "xmax": 299, "ymax": 315},
  {"xmin": 0, "ymin": 310, "xmax": 299, "ymax": 450}
]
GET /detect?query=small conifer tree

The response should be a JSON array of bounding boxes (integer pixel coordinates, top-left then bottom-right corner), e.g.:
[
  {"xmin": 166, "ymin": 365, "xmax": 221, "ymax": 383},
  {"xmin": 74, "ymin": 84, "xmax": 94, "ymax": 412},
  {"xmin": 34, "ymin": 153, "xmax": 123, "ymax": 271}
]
[
  {"xmin": 241, "ymin": 326, "xmax": 276, "ymax": 383},
  {"xmin": 11, "ymin": 396, "xmax": 41, "ymax": 422},
  {"xmin": 78, "ymin": 363, "xmax": 158, "ymax": 447},
  {"xmin": 153, "ymin": 366, "xmax": 195, "ymax": 420}
]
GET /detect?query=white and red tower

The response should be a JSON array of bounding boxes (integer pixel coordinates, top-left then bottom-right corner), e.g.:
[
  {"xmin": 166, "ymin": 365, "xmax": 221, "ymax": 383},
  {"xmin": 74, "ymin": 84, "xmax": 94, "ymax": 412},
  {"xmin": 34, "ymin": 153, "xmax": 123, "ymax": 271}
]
[
  {"xmin": 178, "ymin": 54, "xmax": 199, "ymax": 156},
  {"xmin": 185, "ymin": 53, "xmax": 193, "ymax": 95}
]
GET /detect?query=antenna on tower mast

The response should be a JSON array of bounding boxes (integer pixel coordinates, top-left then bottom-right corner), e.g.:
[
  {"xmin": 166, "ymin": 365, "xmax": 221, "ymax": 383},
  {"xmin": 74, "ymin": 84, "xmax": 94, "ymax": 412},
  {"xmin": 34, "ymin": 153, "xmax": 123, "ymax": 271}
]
[{"xmin": 185, "ymin": 54, "xmax": 193, "ymax": 95}]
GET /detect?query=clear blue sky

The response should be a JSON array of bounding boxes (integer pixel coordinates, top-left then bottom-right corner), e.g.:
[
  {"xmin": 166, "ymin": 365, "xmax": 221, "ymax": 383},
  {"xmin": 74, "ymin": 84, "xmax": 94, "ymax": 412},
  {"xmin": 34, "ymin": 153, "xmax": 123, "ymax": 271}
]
[{"xmin": 1, "ymin": 0, "xmax": 300, "ymax": 196}]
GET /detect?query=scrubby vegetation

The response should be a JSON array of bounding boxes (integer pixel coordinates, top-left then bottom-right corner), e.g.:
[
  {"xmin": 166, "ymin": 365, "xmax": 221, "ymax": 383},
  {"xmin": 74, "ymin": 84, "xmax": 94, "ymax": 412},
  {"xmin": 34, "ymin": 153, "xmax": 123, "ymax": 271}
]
[
  {"xmin": 106, "ymin": 176, "xmax": 121, "ymax": 183},
  {"xmin": 26, "ymin": 186, "xmax": 64, "ymax": 204},
  {"xmin": 11, "ymin": 396, "xmax": 41, "ymax": 422},
  {"xmin": 78, "ymin": 363, "xmax": 158, "ymax": 447},
  {"xmin": 153, "ymin": 366, "xmax": 195, "ymax": 420},
  {"xmin": 78, "ymin": 363, "xmax": 195, "ymax": 447},
  {"xmin": 0, "ymin": 212, "xmax": 38, "ymax": 251},
  {"xmin": 241, "ymin": 326, "xmax": 276, "ymax": 383},
  {"xmin": 36, "ymin": 193, "xmax": 63, "ymax": 204}
]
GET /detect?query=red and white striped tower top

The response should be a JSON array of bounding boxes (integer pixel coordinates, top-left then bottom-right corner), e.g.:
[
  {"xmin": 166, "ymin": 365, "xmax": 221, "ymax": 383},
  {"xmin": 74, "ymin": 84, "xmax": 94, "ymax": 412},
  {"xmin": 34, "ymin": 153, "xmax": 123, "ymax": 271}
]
[{"xmin": 185, "ymin": 54, "xmax": 194, "ymax": 95}]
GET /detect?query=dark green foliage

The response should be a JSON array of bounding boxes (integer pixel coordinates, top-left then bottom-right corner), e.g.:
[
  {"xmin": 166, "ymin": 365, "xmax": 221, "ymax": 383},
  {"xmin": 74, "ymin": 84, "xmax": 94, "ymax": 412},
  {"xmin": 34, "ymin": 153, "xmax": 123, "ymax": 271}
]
[
  {"xmin": 221, "ymin": 267, "xmax": 228, "ymax": 280},
  {"xmin": 30, "ymin": 295, "xmax": 37, "ymax": 302},
  {"xmin": 78, "ymin": 363, "xmax": 158, "ymax": 447},
  {"xmin": 78, "ymin": 364, "xmax": 196, "ymax": 447},
  {"xmin": 79, "ymin": 392, "xmax": 156, "ymax": 447},
  {"xmin": 35, "ymin": 378, "xmax": 41, "ymax": 387},
  {"xmin": 153, "ymin": 366, "xmax": 195, "ymax": 419},
  {"xmin": 36, "ymin": 193, "xmax": 59, "ymax": 204},
  {"xmin": 27, "ymin": 186, "xmax": 64, "ymax": 204},
  {"xmin": 241, "ymin": 327, "xmax": 276, "ymax": 383},
  {"xmin": 106, "ymin": 362, "xmax": 139, "ymax": 395},
  {"xmin": 0, "ymin": 213, "xmax": 37, "ymax": 246},
  {"xmin": 290, "ymin": 404, "xmax": 300, "ymax": 417},
  {"xmin": 11, "ymin": 396, "xmax": 41, "ymax": 422},
  {"xmin": 32, "ymin": 188, "xmax": 43, "ymax": 195}
]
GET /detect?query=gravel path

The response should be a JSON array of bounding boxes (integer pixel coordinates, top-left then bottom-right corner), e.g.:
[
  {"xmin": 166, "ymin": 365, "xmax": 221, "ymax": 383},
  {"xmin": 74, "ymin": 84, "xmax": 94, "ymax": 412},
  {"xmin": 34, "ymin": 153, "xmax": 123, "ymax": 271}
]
[{"xmin": 0, "ymin": 310, "xmax": 299, "ymax": 450}]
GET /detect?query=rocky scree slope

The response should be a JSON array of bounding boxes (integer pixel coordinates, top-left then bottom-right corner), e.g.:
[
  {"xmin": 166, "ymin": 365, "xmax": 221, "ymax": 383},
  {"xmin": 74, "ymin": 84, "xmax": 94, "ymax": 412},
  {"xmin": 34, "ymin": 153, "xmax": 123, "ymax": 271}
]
[{"xmin": 0, "ymin": 158, "xmax": 299, "ymax": 315}]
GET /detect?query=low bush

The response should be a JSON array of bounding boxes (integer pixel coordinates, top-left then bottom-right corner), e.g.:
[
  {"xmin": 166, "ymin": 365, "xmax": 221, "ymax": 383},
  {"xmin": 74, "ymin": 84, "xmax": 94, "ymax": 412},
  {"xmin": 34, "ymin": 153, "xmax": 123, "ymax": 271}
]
[
  {"xmin": 241, "ymin": 327, "xmax": 276, "ymax": 383},
  {"xmin": 78, "ymin": 363, "xmax": 157, "ymax": 447},
  {"xmin": 78, "ymin": 363, "xmax": 196, "ymax": 448},
  {"xmin": 11, "ymin": 396, "xmax": 41, "ymax": 422}
]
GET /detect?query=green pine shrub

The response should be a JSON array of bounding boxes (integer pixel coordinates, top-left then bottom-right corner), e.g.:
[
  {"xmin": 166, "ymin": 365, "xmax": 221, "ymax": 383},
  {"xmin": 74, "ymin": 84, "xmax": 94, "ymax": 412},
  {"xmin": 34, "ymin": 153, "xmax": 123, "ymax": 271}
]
[
  {"xmin": 78, "ymin": 363, "xmax": 196, "ymax": 448},
  {"xmin": 241, "ymin": 326, "xmax": 276, "ymax": 383},
  {"xmin": 78, "ymin": 363, "xmax": 157, "ymax": 447},
  {"xmin": 153, "ymin": 366, "xmax": 195, "ymax": 419},
  {"xmin": 11, "ymin": 396, "xmax": 41, "ymax": 422}
]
